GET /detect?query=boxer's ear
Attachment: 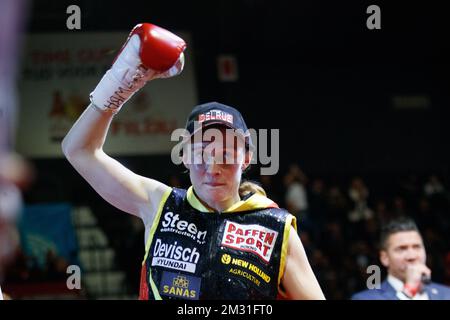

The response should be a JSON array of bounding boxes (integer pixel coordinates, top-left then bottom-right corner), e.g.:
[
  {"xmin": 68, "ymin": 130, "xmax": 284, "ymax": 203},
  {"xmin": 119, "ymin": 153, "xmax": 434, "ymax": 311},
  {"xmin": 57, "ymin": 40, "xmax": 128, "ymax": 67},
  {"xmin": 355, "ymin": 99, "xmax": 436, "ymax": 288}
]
[
  {"xmin": 242, "ymin": 150, "xmax": 253, "ymax": 171},
  {"xmin": 380, "ymin": 250, "xmax": 390, "ymax": 268}
]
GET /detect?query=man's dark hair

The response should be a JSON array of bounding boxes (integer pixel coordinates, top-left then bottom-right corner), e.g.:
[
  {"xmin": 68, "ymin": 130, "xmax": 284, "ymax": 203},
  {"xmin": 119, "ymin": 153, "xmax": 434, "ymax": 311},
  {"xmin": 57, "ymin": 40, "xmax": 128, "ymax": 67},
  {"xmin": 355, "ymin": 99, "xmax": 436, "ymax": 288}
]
[{"xmin": 379, "ymin": 217, "xmax": 420, "ymax": 250}]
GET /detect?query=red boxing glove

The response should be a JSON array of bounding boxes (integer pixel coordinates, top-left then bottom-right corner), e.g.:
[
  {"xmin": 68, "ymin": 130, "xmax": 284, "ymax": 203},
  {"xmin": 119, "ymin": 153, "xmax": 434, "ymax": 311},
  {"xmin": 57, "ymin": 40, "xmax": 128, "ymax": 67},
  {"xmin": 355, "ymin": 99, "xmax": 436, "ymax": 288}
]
[
  {"xmin": 90, "ymin": 23, "xmax": 186, "ymax": 114},
  {"xmin": 125, "ymin": 23, "xmax": 186, "ymax": 72}
]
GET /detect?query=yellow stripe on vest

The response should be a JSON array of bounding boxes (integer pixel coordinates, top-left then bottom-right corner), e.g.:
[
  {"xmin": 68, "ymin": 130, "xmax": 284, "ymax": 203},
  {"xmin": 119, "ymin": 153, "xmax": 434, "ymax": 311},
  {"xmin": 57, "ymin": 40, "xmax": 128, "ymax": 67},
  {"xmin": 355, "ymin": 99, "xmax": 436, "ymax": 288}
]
[
  {"xmin": 278, "ymin": 214, "xmax": 297, "ymax": 287},
  {"xmin": 142, "ymin": 188, "xmax": 172, "ymax": 300}
]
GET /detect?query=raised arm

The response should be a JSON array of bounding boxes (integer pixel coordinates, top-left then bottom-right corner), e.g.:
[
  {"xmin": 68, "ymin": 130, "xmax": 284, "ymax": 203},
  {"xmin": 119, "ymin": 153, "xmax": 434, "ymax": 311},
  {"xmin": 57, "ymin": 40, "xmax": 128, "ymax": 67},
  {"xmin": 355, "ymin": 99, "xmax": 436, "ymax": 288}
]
[
  {"xmin": 61, "ymin": 104, "xmax": 169, "ymax": 220},
  {"xmin": 61, "ymin": 23, "xmax": 186, "ymax": 224},
  {"xmin": 281, "ymin": 226, "xmax": 326, "ymax": 300}
]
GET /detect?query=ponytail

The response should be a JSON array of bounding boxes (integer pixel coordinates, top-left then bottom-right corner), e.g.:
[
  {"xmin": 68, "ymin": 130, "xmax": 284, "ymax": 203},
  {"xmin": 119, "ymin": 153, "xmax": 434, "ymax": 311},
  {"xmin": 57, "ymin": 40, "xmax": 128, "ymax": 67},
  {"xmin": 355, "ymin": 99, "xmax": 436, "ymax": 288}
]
[{"xmin": 239, "ymin": 180, "xmax": 266, "ymax": 197}]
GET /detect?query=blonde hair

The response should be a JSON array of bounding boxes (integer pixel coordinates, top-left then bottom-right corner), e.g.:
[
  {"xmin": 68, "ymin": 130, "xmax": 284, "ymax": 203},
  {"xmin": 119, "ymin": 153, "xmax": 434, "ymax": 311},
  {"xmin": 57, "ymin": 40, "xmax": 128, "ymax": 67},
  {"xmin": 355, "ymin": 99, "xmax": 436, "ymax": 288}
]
[{"xmin": 239, "ymin": 180, "xmax": 266, "ymax": 197}]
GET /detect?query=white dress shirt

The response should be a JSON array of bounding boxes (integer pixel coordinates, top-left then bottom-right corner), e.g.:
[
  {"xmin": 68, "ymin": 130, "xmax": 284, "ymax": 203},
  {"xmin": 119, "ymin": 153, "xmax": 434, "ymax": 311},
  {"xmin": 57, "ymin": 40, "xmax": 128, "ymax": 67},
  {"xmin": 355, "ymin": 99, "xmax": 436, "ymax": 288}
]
[{"xmin": 387, "ymin": 274, "xmax": 429, "ymax": 300}]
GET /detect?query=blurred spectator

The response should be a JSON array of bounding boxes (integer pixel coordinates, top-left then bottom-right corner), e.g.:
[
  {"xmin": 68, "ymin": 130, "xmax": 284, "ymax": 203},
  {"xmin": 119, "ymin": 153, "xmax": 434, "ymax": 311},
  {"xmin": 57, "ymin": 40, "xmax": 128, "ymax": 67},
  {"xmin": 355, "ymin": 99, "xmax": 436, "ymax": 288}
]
[
  {"xmin": 350, "ymin": 240, "xmax": 377, "ymax": 273},
  {"xmin": 327, "ymin": 185, "xmax": 349, "ymax": 223},
  {"xmin": 373, "ymin": 199, "xmax": 392, "ymax": 225},
  {"xmin": 284, "ymin": 164, "xmax": 309, "ymax": 216},
  {"xmin": 423, "ymin": 175, "xmax": 449, "ymax": 230},
  {"xmin": 392, "ymin": 196, "xmax": 407, "ymax": 218},
  {"xmin": 348, "ymin": 177, "xmax": 373, "ymax": 223},
  {"xmin": 362, "ymin": 216, "xmax": 380, "ymax": 245},
  {"xmin": 415, "ymin": 198, "xmax": 437, "ymax": 230},
  {"xmin": 319, "ymin": 221, "xmax": 346, "ymax": 268},
  {"xmin": 424, "ymin": 175, "xmax": 445, "ymax": 197},
  {"xmin": 308, "ymin": 178, "xmax": 328, "ymax": 239},
  {"xmin": 352, "ymin": 217, "xmax": 450, "ymax": 300},
  {"xmin": 283, "ymin": 164, "xmax": 311, "ymax": 233}
]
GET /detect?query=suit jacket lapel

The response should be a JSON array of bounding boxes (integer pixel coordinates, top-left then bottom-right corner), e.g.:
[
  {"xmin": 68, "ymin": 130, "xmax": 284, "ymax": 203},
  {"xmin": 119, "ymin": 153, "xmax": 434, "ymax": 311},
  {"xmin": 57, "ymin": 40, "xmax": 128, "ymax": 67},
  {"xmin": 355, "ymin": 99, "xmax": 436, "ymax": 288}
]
[{"xmin": 380, "ymin": 280, "xmax": 398, "ymax": 300}]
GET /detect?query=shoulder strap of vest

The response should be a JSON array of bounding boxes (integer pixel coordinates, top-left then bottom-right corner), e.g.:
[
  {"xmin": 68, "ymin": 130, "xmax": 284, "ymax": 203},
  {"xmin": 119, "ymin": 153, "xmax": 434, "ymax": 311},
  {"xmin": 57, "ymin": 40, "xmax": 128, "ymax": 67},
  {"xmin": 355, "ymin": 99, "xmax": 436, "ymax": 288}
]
[
  {"xmin": 140, "ymin": 187, "xmax": 173, "ymax": 300},
  {"xmin": 278, "ymin": 212, "xmax": 297, "ymax": 287}
]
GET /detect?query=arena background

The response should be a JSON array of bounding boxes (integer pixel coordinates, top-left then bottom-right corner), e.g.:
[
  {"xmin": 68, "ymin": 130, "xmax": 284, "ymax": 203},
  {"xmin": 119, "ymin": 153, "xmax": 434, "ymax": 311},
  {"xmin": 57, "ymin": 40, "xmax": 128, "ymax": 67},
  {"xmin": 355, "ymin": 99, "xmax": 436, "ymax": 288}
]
[{"xmin": 1, "ymin": 0, "xmax": 449, "ymax": 299}]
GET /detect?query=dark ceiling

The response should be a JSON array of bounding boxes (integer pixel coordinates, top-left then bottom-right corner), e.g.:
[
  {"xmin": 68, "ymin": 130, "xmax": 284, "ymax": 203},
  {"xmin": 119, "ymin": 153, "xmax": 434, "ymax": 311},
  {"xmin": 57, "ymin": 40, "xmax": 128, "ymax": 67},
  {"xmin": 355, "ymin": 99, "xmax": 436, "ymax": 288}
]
[{"xmin": 23, "ymin": 0, "xmax": 450, "ymax": 174}]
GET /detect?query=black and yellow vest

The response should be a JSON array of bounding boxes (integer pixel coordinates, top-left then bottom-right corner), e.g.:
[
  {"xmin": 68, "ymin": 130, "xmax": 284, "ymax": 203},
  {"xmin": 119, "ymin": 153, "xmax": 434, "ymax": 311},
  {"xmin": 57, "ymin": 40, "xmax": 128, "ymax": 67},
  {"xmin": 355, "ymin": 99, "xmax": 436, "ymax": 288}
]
[{"xmin": 139, "ymin": 186, "xmax": 296, "ymax": 300}]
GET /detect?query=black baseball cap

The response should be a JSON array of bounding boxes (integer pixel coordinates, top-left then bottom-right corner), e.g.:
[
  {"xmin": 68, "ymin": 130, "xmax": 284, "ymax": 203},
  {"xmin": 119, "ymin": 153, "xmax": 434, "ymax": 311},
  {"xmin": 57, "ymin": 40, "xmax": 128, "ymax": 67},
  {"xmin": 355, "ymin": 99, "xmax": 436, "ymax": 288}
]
[{"xmin": 184, "ymin": 102, "xmax": 253, "ymax": 150}]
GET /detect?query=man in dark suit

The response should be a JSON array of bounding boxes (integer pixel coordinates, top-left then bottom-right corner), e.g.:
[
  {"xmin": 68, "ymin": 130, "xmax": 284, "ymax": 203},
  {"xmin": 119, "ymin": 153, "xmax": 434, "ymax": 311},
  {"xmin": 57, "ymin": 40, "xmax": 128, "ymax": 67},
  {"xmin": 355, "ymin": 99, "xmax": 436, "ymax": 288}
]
[{"xmin": 352, "ymin": 217, "xmax": 450, "ymax": 300}]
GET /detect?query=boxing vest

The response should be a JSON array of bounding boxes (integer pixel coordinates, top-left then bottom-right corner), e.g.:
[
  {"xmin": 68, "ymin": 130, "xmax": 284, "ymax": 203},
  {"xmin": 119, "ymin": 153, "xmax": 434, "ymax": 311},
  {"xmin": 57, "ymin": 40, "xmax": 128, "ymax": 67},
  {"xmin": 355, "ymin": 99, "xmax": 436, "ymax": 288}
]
[{"xmin": 139, "ymin": 186, "xmax": 297, "ymax": 300}]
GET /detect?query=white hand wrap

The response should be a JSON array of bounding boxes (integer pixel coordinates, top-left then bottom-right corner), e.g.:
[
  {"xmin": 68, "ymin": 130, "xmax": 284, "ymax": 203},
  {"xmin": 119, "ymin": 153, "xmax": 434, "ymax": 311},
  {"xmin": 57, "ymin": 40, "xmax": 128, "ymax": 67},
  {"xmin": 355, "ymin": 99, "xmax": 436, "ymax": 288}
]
[{"xmin": 90, "ymin": 35, "xmax": 156, "ymax": 114}]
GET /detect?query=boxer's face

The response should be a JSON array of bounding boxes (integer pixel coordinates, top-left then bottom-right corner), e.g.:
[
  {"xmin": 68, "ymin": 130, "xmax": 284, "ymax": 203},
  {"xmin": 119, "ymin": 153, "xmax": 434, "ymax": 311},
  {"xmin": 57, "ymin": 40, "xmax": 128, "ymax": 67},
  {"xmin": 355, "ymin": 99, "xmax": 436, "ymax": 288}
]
[
  {"xmin": 183, "ymin": 126, "xmax": 251, "ymax": 211},
  {"xmin": 380, "ymin": 231, "xmax": 426, "ymax": 281}
]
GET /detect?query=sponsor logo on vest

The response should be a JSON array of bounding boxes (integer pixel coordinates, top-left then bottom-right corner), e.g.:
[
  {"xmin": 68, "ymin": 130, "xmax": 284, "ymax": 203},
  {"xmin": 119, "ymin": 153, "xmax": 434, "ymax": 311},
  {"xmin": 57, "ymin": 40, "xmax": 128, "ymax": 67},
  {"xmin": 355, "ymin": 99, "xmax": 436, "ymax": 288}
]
[
  {"xmin": 152, "ymin": 239, "xmax": 200, "ymax": 273},
  {"xmin": 221, "ymin": 221, "xmax": 278, "ymax": 264},
  {"xmin": 221, "ymin": 254, "xmax": 231, "ymax": 264},
  {"xmin": 229, "ymin": 267, "xmax": 261, "ymax": 287},
  {"xmin": 161, "ymin": 212, "xmax": 207, "ymax": 244},
  {"xmin": 220, "ymin": 254, "xmax": 271, "ymax": 283},
  {"xmin": 160, "ymin": 271, "xmax": 201, "ymax": 300}
]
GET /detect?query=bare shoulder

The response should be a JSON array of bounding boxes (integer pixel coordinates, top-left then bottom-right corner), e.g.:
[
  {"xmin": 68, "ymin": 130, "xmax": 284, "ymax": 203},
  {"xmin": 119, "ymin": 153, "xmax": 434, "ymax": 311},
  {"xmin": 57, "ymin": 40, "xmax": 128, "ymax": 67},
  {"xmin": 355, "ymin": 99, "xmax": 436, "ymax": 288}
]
[{"xmin": 281, "ymin": 225, "xmax": 326, "ymax": 300}]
